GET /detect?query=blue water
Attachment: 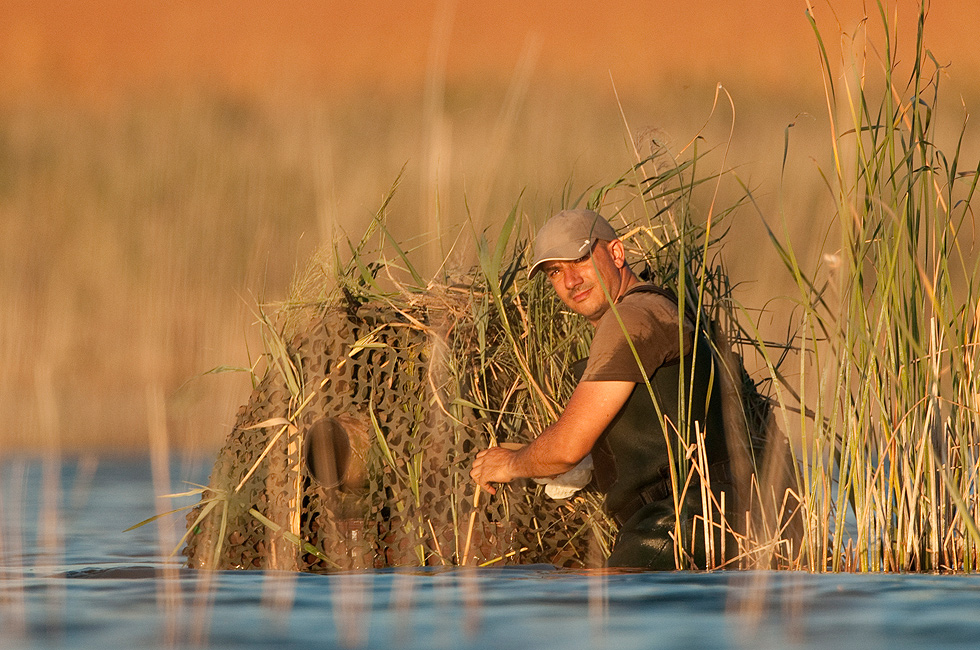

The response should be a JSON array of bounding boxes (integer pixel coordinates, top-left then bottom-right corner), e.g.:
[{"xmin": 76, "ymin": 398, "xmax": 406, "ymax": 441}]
[{"xmin": 2, "ymin": 457, "xmax": 980, "ymax": 650}]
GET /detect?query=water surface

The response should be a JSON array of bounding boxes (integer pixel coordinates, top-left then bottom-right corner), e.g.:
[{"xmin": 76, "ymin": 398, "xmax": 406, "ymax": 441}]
[{"xmin": 2, "ymin": 457, "xmax": 977, "ymax": 649}]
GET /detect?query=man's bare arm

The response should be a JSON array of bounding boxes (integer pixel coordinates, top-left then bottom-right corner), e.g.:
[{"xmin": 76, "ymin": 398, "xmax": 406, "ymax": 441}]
[{"xmin": 469, "ymin": 379, "xmax": 635, "ymax": 494}]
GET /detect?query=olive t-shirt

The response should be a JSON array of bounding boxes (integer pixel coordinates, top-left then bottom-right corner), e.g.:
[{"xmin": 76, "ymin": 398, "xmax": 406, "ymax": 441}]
[{"xmin": 579, "ymin": 284, "xmax": 694, "ymax": 383}]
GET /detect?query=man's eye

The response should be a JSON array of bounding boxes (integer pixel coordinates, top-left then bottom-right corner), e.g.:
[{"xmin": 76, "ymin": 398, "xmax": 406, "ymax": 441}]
[{"xmin": 573, "ymin": 253, "xmax": 591, "ymax": 265}]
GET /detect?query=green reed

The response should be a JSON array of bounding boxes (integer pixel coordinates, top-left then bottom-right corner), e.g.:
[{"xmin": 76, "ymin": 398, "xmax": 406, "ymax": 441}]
[{"xmin": 759, "ymin": 0, "xmax": 980, "ymax": 571}]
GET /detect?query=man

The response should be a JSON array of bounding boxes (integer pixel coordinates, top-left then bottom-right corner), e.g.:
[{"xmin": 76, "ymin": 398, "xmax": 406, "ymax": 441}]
[{"xmin": 469, "ymin": 208, "xmax": 731, "ymax": 569}]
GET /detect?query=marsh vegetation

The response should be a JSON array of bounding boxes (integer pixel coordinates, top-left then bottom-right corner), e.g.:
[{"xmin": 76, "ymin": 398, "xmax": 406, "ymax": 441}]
[{"xmin": 2, "ymin": 2, "xmax": 980, "ymax": 573}]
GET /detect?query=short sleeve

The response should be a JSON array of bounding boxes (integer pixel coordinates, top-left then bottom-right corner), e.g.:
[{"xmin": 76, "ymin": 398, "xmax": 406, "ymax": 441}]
[{"xmin": 580, "ymin": 293, "xmax": 693, "ymax": 383}]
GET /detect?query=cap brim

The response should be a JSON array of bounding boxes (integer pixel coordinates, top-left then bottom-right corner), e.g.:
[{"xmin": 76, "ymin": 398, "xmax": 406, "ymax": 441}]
[
  {"xmin": 527, "ymin": 240, "xmax": 595, "ymax": 278},
  {"xmin": 528, "ymin": 256, "xmax": 568, "ymax": 278}
]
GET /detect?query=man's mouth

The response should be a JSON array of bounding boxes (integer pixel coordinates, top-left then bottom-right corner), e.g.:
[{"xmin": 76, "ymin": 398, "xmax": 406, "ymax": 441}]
[{"xmin": 571, "ymin": 287, "xmax": 592, "ymax": 302}]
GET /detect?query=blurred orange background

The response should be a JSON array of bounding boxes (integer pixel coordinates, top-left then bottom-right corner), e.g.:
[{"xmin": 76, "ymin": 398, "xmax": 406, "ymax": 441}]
[
  {"xmin": 1, "ymin": 0, "xmax": 977, "ymax": 453},
  {"xmin": 2, "ymin": 0, "xmax": 977, "ymax": 101}
]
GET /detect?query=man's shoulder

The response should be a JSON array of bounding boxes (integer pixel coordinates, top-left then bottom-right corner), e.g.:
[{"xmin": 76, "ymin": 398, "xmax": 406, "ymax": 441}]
[
  {"xmin": 611, "ymin": 284, "xmax": 681, "ymax": 325},
  {"xmin": 593, "ymin": 287, "xmax": 681, "ymax": 342},
  {"xmin": 584, "ymin": 283, "xmax": 689, "ymax": 381}
]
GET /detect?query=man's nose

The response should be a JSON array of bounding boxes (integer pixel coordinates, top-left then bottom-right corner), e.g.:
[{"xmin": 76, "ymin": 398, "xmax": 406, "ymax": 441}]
[{"xmin": 564, "ymin": 267, "xmax": 583, "ymax": 289}]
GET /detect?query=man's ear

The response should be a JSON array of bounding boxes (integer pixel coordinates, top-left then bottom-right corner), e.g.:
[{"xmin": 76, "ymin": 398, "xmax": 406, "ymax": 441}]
[{"xmin": 609, "ymin": 239, "xmax": 627, "ymax": 268}]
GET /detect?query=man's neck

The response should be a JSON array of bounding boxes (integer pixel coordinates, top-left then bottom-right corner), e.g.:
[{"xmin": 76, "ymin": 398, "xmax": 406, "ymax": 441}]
[
  {"xmin": 588, "ymin": 269, "xmax": 640, "ymax": 328},
  {"xmin": 615, "ymin": 270, "xmax": 641, "ymax": 302}
]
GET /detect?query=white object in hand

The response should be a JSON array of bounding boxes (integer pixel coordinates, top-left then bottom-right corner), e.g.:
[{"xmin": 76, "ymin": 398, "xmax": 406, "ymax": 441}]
[{"xmin": 534, "ymin": 455, "xmax": 594, "ymax": 500}]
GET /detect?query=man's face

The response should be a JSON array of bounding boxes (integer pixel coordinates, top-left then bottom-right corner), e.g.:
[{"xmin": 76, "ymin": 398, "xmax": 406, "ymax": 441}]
[{"xmin": 542, "ymin": 240, "xmax": 624, "ymax": 325}]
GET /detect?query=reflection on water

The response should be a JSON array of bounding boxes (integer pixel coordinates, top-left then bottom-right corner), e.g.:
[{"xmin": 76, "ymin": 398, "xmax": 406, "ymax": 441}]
[{"xmin": 2, "ymin": 458, "xmax": 979, "ymax": 650}]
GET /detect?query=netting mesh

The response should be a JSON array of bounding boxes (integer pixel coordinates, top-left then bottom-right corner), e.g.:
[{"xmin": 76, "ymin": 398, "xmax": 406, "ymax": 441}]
[{"xmin": 183, "ymin": 297, "xmax": 610, "ymax": 571}]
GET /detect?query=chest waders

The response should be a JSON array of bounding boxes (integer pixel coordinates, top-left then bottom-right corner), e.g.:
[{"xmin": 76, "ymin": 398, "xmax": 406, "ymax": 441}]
[{"xmin": 579, "ymin": 285, "xmax": 732, "ymax": 569}]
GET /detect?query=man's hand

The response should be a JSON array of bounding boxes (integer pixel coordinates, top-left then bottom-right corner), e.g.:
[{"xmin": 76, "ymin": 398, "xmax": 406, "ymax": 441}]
[{"xmin": 469, "ymin": 447, "xmax": 518, "ymax": 495}]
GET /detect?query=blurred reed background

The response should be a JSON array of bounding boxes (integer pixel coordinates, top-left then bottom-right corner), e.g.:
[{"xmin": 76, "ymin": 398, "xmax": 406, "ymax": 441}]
[{"xmin": 0, "ymin": 0, "xmax": 977, "ymax": 453}]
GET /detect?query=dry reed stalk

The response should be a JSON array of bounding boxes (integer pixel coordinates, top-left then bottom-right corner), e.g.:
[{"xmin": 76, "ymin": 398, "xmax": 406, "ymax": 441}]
[
  {"xmin": 0, "ymin": 460, "xmax": 28, "ymax": 640},
  {"xmin": 461, "ymin": 485, "xmax": 482, "ymax": 567},
  {"xmin": 33, "ymin": 362, "xmax": 66, "ymax": 634},
  {"xmin": 147, "ymin": 385, "xmax": 182, "ymax": 645},
  {"xmin": 420, "ymin": 0, "xmax": 454, "ymax": 274},
  {"xmin": 260, "ymin": 570, "xmax": 299, "ymax": 618},
  {"xmin": 334, "ymin": 572, "xmax": 373, "ymax": 648},
  {"xmin": 188, "ymin": 567, "xmax": 218, "ymax": 647}
]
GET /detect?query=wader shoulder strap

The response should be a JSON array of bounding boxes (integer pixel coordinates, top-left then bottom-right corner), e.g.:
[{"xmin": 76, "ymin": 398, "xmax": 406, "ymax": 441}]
[{"xmin": 617, "ymin": 282, "xmax": 698, "ymax": 324}]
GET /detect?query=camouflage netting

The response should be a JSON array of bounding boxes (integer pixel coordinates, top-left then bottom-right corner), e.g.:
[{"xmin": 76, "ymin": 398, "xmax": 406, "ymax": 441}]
[{"xmin": 183, "ymin": 291, "xmax": 612, "ymax": 571}]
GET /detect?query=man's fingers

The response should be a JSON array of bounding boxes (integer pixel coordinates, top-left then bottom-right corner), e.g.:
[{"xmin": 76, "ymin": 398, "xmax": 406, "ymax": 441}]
[
  {"xmin": 470, "ymin": 466, "xmax": 497, "ymax": 495},
  {"xmin": 471, "ymin": 445, "xmax": 514, "ymax": 496}
]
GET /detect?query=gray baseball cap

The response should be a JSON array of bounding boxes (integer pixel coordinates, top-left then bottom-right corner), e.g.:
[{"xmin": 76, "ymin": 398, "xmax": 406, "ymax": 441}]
[{"xmin": 528, "ymin": 209, "xmax": 619, "ymax": 277}]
